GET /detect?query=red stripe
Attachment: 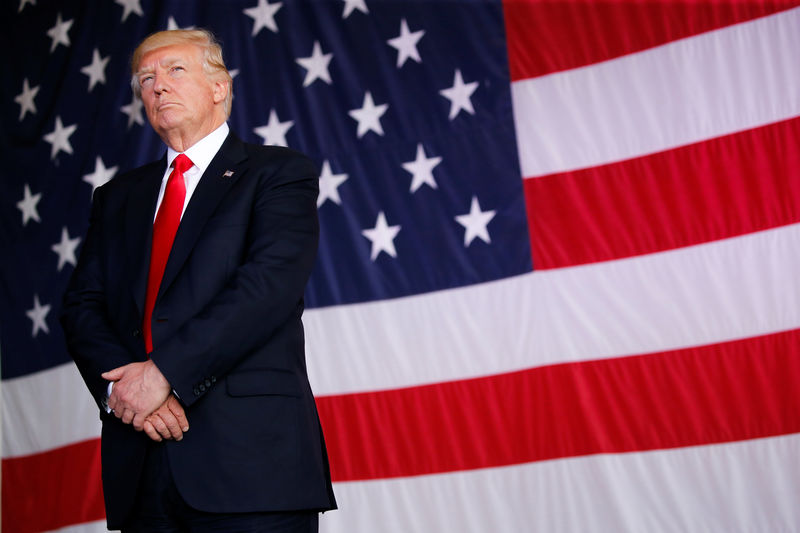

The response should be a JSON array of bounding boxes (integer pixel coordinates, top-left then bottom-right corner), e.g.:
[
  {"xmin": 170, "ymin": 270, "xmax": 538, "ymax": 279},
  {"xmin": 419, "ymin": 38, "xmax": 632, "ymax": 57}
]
[
  {"xmin": 317, "ymin": 328, "xmax": 800, "ymax": 481},
  {"xmin": 524, "ymin": 117, "xmax": 800, "ymax": 270},
  {"xmin": 2, "ymin": 439, "xmax": 105, "ymax": 533},
  {"xmin": 7, "ymin": 331, "xmax": 799, "ymax": 529},
  {"xmin": 503, "ymin": 0, "xmax": 800, "ymax": 81}
]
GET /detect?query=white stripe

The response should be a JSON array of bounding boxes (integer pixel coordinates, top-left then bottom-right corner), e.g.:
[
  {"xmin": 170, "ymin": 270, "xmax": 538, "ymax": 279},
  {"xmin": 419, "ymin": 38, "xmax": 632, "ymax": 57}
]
[
  {"xmin": 511, "ymin": 8, "xmax": 800, "ymax": 177},
  {"xmin": 47, "ymin": 521, "xmax": 114, "ymax": 533},
  {"xmin": 6, "ymin": 225, "xmax": 799, "ymax": 457},
  {"xmin": 2, "ymin": 362, "xmax": 100, "ymax": 458},
  {"xmin": 320, "ymin": 434, "xmax": 800, "ymax": 533},
  {"xmin": 304, "ymin": 224, "xmax": 800, "ymax": 396}
]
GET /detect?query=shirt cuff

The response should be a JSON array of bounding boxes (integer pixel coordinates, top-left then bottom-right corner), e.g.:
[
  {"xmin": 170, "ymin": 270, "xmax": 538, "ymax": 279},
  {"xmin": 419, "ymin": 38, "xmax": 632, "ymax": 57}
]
[{"xmin": 102, "ymin": 381, "xmax": 113, "ymax": 413}]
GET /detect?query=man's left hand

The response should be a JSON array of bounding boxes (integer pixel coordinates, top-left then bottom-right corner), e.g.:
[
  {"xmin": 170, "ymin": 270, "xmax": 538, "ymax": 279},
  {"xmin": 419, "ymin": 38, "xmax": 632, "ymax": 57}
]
[
  {"xmin": 143, "ymin": 395, "xmax": 189, "ymax": 442},
  {"xmin": 103, "ymin": 360, "xmax": 171, "ymax": 430}
]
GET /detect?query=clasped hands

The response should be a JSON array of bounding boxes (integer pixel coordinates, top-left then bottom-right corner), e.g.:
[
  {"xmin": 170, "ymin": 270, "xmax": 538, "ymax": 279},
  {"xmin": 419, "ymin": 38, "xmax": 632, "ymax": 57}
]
[{"xmin": 102, "ymin": 360, "xmax": 189, "ymax": 442}]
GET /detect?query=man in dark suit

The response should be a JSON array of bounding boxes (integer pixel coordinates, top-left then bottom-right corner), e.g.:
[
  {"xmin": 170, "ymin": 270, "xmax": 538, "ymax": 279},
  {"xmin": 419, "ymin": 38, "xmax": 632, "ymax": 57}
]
[{"xmin": 61, "ymin": 29, "xmax": 336, "ymax": 532}]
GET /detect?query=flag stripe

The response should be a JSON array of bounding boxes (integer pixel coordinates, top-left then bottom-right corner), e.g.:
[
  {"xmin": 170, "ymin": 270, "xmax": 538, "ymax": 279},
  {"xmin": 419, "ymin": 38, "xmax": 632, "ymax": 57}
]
[
  {"xmin": 525, "ymin": 117, "xmax": 800, "ymax": 269},
  {"xmin": 2, "ymin": 363, "xmax": 100, "ymax": 459},
  {"xmin": 48, "ymin": 521, "xmax": 109, "ymax": 533},
  {"xmin": 510, "ymin": 7, "xmax": 800, "ymax": 178},
  {"xmin": 503, "ymin": 0, "xmax": 800, "ymax": 80},
  {"xmin": 304, "ymin": 224, "xmax": 800, "ymax": 395},
  {"xmin": 8, "ymin": 330, "xmax": 799, "ymax": 529},
  {"xmin": 6, "ymin": 224, "xmax": 799, "ymax": 460},
  {"xmin": 1, "ymin": 439, "xmax": 104, "ymax": 533},
  {"xmin": 317, "ymin": 329, "xmax": 800, "ymax": 481},
  {"xmin": 319, "ymin": 434, "xmax": 800, "ymax": 533}
]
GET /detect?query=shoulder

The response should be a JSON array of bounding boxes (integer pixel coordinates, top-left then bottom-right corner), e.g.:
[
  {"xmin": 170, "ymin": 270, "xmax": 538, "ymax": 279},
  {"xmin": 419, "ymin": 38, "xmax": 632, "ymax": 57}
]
[
  {"xmin": 95, "ymin": 158, "xmax": 163, "ymax": 199},
  {"xmin": 244, "ymin": 143, "xmax": 319, "ymax": 176},
  {"xmin": 235, "ymin": 137, "xmax": 319, "ymax": 180}
]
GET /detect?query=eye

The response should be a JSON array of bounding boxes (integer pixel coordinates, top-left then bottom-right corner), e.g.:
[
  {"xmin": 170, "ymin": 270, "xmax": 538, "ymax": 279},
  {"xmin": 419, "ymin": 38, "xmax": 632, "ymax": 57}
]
[
  {"xmin": 170, "ymin": 66, "xmax": 185, "ymax": 73},
  {"xmin": 139, "ymin": 75, "xmax": 154, "ymax": 86}
]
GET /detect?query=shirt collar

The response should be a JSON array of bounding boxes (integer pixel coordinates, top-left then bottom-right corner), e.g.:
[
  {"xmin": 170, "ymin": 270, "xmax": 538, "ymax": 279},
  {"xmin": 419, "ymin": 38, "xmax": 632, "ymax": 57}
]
[{"xmin": 165, "ymin": 122, "xmax": 230, "ymax": 174}]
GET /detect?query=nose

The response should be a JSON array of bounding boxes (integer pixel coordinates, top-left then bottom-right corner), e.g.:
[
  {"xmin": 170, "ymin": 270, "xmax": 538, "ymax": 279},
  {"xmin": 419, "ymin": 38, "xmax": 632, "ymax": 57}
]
[{"xmin": 152, "ymin": 72, "xmax": 169, "ymax": 94}]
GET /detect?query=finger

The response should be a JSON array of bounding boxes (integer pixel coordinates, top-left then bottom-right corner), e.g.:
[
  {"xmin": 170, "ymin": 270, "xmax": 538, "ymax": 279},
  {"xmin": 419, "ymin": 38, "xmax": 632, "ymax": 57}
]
[
  {"xmin": 143, "ymin": 420, "xmax": 162, "ymax": 442},
  {"xmin": 148, "ymin": 413, "xmax": 173, "ymax": 440},
  {"xmin": 132, "ymin": 413, "xmax": 146, "ymax": 431},
  {"xmin": 166, "ymin": 398, "xmax": 189, "ymax": 432},
  {"xmin": 158, "ymin": 411, "xmax": 184, "ymax": 441},
  {"xmin": 122, "ymin": 409, "xmax": 134, "ymax": 425}
]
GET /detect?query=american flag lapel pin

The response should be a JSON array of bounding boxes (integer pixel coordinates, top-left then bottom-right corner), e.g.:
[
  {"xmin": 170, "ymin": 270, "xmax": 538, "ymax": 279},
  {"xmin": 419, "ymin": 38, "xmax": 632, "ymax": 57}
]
[{"xmin": 222, "ymin": 170, "xmax": 234, "ymax": 178}]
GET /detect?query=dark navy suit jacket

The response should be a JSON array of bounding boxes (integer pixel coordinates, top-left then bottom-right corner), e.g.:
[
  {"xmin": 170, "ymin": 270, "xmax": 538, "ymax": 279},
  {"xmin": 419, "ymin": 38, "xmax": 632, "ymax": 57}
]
[{"xmin": 61, "ymin": 132, "xmax": 336, "ymax": 528}]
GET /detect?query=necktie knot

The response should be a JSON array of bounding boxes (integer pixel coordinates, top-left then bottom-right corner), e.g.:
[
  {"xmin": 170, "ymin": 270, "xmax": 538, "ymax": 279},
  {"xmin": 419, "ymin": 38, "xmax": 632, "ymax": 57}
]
[{"xmin": 173, "ymin": 153, "xmax": 193, "ymax": 174}]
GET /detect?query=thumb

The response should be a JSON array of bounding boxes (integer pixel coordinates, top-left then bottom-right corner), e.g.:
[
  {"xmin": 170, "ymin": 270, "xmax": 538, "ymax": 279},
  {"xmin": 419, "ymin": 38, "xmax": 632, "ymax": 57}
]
[{"xmin": 102, "ymin": 366, "xmax": 124, "ymax": 381}]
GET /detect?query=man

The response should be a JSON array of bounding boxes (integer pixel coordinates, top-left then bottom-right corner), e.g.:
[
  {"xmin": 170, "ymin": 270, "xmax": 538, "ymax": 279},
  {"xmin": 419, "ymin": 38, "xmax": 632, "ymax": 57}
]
[{"xmin": 61, "ymin": 29, "xmax": 336, "ymax": 531}]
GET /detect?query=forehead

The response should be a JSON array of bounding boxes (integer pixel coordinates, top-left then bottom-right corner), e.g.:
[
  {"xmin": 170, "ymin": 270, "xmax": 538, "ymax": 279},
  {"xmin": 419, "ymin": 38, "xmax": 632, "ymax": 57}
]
[{"xmin": 138, "ymin": 43, "xmax": 203, "ymax": 72}]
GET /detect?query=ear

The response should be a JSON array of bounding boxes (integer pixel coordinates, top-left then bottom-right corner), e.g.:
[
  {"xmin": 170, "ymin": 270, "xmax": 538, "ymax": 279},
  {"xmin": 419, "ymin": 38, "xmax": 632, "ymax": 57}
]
[{"xmin": 212, "ymin": 79, "xmax": 228, "ymax": 105}]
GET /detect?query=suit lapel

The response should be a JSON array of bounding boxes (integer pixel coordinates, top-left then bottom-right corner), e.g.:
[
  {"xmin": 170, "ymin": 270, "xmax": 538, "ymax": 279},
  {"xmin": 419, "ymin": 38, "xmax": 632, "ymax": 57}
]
[
  {"xmin": 126, "ymin": 158, "xmax": 166, "ymax": 316},
  {"xmin": 157, "ymin": 132, "xmax": 249, "ymax": 301}
]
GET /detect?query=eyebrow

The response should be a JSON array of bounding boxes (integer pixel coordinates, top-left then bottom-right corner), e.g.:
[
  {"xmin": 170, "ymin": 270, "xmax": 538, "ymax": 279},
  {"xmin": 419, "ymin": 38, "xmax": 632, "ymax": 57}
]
[{"xmin": 136, "ymin": 57, "xmax": 186, "ymax": 76}]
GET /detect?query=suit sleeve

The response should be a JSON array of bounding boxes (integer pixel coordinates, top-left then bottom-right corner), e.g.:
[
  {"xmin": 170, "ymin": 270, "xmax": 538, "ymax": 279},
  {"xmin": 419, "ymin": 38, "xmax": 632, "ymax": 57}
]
[
  {"xmin": 60, "ymin": 185, "xmax": 138, "ymax": 411},
  {"xmin": 149, "ymin": 151, "xmax": 320, "ymax": 407}
]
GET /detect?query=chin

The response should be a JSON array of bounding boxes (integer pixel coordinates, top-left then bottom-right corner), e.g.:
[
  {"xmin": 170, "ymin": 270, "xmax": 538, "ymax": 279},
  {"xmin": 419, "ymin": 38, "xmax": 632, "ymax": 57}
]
[{"xmin": 157, "ymin": 116, "xmax": 184, "ymax": 132}]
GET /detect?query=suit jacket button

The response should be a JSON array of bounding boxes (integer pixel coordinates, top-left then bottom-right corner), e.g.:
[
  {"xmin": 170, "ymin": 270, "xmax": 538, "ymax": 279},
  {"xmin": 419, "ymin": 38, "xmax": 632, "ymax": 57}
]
[
  {"xmin": 193, "ymin": 387, "xmax": 200, "ymax": 396},
  {"xmin": 132, "ymin": 329, "xmax": 141, "ymax": 338},
  {"xmin": 211, "ymin": 376, "xmax": 217, "ymax": 383},
  {"xmin": 198, "ymin": 383, "xmax": 206, "ymax": 392},
  {"xmin": 204, "ymin": 379, "xmax": 211, "ymax": 388}
]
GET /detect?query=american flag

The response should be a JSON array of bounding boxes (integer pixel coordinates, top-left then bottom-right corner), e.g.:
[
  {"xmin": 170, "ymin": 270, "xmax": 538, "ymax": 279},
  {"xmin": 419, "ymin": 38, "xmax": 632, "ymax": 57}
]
[{"xmin": 3, "ymin": 0, "xmax": 800, "ymax": 531}]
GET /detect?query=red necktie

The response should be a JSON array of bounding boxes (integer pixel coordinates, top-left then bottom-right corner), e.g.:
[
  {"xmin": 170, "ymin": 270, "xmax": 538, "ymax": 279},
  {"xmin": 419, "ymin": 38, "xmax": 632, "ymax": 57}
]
[{"xmin": 143, "ymin": 153, "xmax": 192, "ymax": 354}]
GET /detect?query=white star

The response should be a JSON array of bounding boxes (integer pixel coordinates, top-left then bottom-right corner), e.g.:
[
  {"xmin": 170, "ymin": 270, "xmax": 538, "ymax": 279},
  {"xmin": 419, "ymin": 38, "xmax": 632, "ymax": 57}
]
[
  {"xmin": 348, "ymin": 91, "xmax": 388, "ymax": 138},
  {"xmin": 26, "ymin": 294, "xmax": 51, "ymax": 337},
  {"xmin": 115, "ymin": 0, "xmax": 143, "ymax": 22},
  {"xmin": 253, "ymin": 109, "xmax": 294, "ymax": 147},
  {"xmin": 229, "ymin": 69, "xmax": 240, "ymax": 79},
  {"xmin": 47, "ymin": 13, "xmax": 73, "ymax": 52},
  {"xmin": 18, "ymin": 0, "xmax": 35, "ymax": 13},
  {"xmin": 317, "ymin": 160, "xmax": 348, "ymax": 207},
  {"xmin": 342, "ymin": 0, "xmax": 368, "ymax": 18},
  {"xmin": 387, "ymin": 19, "xmax": 424, "ymax": 68},
  {"xmin": 296, "ymin": 41, "xmax": 333, "ymax": 87},
  {"xmin": 402, "ymin": 143, "xmax": 442, "ymax": 193},
  {"xmin": 51, "ymin": 227, "xmax": 81, "ymax": 271},
  {"xmin": 43, "ymin": 116, "xmax": 77, "ymax": 159},
  {"xmin": 16, "ymin": 184, "xmax": 41, "ymax": 226},
  {"xmin": 166, "ymin": 16, "xmax": 195, "ymax": 30},
  {"xmin": 15, "ymin": 78, "xmax": 39, "ymax": 120},
  {"xmin": 439, "ymin": 69, "xmax": 479, "ymax": 120},
  {"xmin": 243, "ymin": 0, "xmax": 282, "ymax": 35},
  {"xmin": 455, "ymin": 196, "xmax": 496, "ymax": 246},
  {"xmin": 80, "ymin": 48, "xmax": 110, "ymax": 91},
  {"xmin": 362, "ymin": 211, "xmax": 401, "ymax": 261},
  {"xmin": 83, "ymin": 156, "xmax": 118, "ymax": 193},
  {"xmin": 121, "ymin": 95, "xmax": 145, "ymax": 128}
]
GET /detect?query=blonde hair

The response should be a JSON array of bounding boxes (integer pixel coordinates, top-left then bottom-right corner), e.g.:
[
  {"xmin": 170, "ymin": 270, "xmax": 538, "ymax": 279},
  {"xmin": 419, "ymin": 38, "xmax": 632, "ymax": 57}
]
[{"xmin": 131, "ymin": 29, "xmax": 233, "ymax": 117}]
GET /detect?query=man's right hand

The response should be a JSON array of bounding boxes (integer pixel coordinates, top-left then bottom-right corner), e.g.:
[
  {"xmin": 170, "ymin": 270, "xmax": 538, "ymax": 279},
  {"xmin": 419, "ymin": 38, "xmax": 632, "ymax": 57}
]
[{"xmin": 142, "ymin": 395, "xmax": 189, "ymax": 442}]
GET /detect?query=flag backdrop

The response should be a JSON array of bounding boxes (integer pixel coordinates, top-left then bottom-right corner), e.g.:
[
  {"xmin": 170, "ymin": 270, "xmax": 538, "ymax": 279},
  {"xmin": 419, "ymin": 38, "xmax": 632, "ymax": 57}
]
[{"xmin": 3, "ymin": 0, "xmax": 800, "ymax": 531}]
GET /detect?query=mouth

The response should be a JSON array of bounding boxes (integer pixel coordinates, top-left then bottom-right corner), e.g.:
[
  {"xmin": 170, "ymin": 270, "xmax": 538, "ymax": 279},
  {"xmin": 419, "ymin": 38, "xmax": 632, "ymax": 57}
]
[{"xmin": 157, "ymin": 102, "xmax": 179, "ymax": 111}]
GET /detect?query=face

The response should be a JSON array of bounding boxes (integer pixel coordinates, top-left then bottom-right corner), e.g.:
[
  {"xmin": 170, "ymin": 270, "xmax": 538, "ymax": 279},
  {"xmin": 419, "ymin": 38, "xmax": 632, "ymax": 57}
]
[{"xmin": 136, "ymin": 43, "xmax": 226, "ymax": 143}]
